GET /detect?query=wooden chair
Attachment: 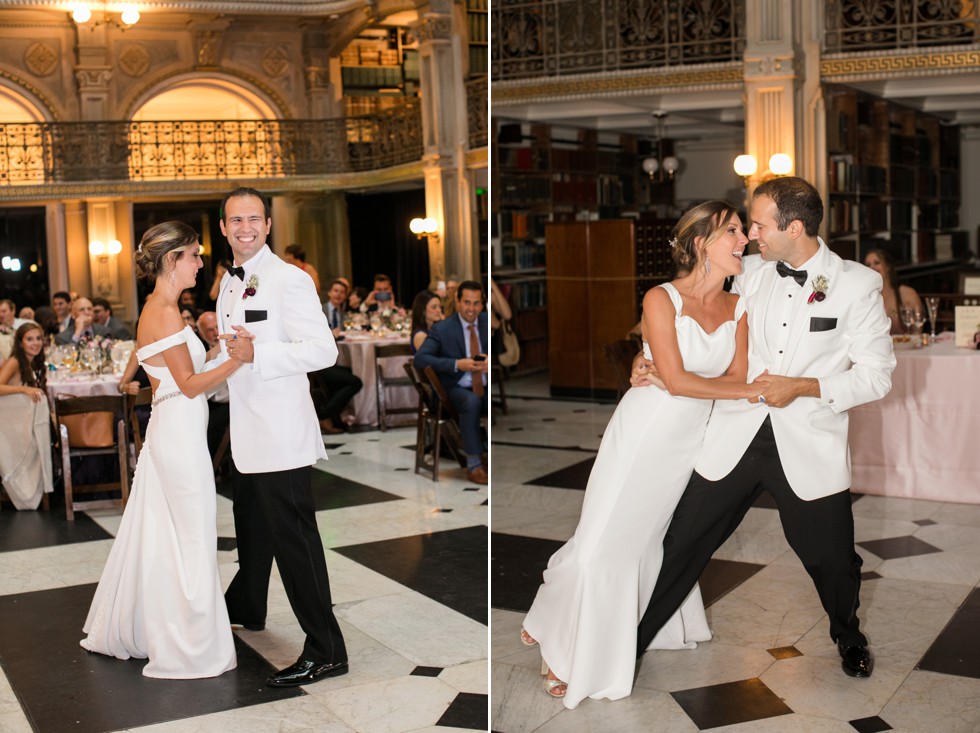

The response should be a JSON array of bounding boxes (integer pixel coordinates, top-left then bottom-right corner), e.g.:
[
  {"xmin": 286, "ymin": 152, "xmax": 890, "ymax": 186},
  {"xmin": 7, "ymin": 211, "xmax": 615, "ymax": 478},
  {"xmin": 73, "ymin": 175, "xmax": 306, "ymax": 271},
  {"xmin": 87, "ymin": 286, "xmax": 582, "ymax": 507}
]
[
  {"xmin": 603, "ymin": 338, "xmax": 641, "ymax": 399},
  {"xmin": 491, "ymin": 364, "xmax": 508, "ymax": 415},
  {"xmin": 374, "ymin": 343, "xmax": 417, "ymax": 431},
  {"xmin": 127, "ymin": 386, "xmax": 153, "ymax": 456},
  {"xmin": 403, "ymin": 363, "xmax": 467, "ymax": 481},
  {"xmin": 54, "ymin": 395, "xmax": 130, "ymax": 521}
]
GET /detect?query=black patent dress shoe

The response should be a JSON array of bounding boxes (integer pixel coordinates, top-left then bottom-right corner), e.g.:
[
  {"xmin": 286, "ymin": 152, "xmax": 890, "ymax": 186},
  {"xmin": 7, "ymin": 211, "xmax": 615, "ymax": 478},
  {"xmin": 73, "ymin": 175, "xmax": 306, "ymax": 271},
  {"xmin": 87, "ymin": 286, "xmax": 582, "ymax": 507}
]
[
  {"xmin": 267, "ymin": 658, "xmax": 349, "ymax": 687},
  {"xmin": 838, "ymin": 642, "xmax": 874, "ymax": 677},
  {"xmin": 229, "ymin": 619, "xmax": 265, "ymax": 631}
]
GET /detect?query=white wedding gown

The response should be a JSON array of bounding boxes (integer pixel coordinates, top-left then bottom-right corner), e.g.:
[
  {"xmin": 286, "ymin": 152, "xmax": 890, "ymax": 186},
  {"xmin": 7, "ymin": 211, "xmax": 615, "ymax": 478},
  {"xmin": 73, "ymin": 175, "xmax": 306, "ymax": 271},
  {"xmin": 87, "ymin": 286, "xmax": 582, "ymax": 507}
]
[
  {"xmin": 80, "ymin": 326, "xmax": 236, "ymax": 679},
  {"xmin": 523, "ymin": 283, "xmax": 746, "ymax": 709}
]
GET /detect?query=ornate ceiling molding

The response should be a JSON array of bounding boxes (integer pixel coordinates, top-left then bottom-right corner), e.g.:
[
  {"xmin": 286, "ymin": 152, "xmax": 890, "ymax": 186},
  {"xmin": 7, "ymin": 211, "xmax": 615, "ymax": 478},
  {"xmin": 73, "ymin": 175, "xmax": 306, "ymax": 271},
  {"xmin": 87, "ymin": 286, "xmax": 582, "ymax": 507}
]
[
  {"xmin": 0, "ymin": 68, "xmax": 62, "ymax": 120},
  {"xmin": 0, "ymin": 0, "xmax": 368, "ymax": 15},
  {"xmin": 492, "ymin": 62, "xmax": 744, "ymax": 105},
  {"xmin": 822, "ymin": 46, "xmax": 980, "ymax": 82}
]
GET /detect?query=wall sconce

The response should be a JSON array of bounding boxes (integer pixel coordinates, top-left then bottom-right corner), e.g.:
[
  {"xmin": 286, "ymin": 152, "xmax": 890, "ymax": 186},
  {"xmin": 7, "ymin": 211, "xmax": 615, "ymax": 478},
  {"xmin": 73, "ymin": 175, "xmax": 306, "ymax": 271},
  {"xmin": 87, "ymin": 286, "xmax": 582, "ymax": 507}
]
[
  {"xmin": 732, "ymin": 153, "xmax": 793, "ymax": 182},
  {"xmin": 89, "ymin": 239, "xmax": 122, "ymax": 296},
  {"xmin": 642, "ymin": 112, "xmax": 681, "ymax": 183},
  {"xmin": 409, "ymin": 217, "xmax": 439, "ymax": 241},
  {"xmin": 72, "ymin": 3, "xmax": 141, "ymax": 29}
]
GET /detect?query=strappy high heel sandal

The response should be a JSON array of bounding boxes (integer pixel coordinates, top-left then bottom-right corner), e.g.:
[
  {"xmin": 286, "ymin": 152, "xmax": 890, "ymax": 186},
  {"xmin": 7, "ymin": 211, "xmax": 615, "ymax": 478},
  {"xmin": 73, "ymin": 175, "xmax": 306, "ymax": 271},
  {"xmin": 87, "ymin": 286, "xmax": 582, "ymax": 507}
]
[
  {"xmin": 540, "ymin": 660, "xmax": 567, "ymax": 698},
  {"xmin": 520, "ymin": 629, "xmax": 537, "ymax": 646}
]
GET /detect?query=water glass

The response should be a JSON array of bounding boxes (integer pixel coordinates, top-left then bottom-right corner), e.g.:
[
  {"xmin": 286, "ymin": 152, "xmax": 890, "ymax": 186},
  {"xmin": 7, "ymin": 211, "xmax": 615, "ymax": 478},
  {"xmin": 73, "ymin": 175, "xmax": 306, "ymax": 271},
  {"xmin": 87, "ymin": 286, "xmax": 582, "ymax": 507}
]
[{"xmin": 924, "ymin": 296, "xmax": 940, "ymax": 341}]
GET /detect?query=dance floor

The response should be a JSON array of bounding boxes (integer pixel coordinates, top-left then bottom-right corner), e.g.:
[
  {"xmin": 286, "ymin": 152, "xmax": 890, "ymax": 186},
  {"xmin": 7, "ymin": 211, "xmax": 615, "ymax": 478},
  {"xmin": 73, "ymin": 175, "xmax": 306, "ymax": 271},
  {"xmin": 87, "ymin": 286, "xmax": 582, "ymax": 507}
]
[
  {"xmin": 0, "ymin": 428, "xmax": 487, "ymax": 733},
  {"xmin": 491, "ymin": 374, "xmax": 980, "ymax": 733}
]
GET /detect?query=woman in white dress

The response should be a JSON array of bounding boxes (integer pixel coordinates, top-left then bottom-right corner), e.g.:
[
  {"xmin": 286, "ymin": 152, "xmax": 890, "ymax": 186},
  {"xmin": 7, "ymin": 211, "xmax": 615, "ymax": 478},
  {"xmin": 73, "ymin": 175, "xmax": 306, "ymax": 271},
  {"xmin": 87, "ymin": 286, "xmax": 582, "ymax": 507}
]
[
  {"xmin": 81, "ymin": 221, "xmax": 245, "ymax": 679},
  {"xmin": 521, "ymin": 201, "xmax": 767, "ymax": 708}
]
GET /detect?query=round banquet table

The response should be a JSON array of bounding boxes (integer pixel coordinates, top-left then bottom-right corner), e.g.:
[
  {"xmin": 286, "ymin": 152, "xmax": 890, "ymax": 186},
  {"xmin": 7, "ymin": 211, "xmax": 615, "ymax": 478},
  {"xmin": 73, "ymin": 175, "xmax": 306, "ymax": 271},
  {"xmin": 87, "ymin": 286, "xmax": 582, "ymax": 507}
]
[
  {"xmin": 848, "ymin": 335, "xmax": 980, "ymax": 504},
  {"xmin": 335, "ymin": 331, "xmax": 416, "ymax": 428},
  {"xmin": 46, "ymin": 373, "xmax": 122, "ymax": 398}
]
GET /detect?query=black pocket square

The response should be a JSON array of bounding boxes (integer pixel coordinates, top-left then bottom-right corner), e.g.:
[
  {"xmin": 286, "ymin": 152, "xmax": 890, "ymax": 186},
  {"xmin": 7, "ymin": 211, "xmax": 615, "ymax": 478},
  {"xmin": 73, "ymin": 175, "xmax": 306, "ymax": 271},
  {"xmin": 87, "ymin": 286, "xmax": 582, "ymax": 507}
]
[
  {"xmin": 810, "ymin": 317, "xmax": 837, "ymax": 332},
  {"xmin": 245, "ymin": 310, "xmax": 268, "ymax": 323}
]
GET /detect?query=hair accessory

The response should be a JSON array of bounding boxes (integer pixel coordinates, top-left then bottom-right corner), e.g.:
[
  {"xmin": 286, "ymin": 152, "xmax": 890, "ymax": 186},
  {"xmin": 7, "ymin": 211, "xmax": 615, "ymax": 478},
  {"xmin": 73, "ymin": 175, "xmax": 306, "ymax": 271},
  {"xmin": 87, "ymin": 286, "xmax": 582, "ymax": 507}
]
[
  {"xmin": 136, "ymin": 244, "xmax": 142, "ymax": 254},
  {"xmin": 668, "ymin": 237, "xmax": 679, "ymax": 249}
]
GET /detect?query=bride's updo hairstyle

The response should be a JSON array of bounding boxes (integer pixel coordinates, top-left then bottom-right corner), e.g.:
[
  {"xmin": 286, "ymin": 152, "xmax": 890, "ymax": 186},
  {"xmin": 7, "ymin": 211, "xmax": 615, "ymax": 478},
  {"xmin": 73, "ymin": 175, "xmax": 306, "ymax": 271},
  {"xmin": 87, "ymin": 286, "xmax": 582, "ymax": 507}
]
[
  {"xmin": 669, "ymin": 200, "xmax": 738, "ymax": 273},
  {"xmin": 134, "ymin": 221, "xmax": 200, "ymax": 283}
]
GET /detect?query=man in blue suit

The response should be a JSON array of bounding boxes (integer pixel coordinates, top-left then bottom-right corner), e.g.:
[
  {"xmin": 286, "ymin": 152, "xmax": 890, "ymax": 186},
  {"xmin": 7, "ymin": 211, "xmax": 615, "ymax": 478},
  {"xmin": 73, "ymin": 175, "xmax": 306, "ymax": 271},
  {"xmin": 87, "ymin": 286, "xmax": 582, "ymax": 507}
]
[{"xmin": 413, "ymin": 280, "xmax": 489, "ymax": 484}]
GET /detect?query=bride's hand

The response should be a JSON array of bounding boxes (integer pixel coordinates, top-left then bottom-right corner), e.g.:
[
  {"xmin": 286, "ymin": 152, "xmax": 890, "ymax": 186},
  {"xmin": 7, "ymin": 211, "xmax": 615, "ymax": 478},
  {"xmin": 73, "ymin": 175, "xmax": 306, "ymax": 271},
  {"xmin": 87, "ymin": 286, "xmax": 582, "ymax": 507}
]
[{"xmin": 630, "ymin": 354, "xmax": 661, "ymax": 387}]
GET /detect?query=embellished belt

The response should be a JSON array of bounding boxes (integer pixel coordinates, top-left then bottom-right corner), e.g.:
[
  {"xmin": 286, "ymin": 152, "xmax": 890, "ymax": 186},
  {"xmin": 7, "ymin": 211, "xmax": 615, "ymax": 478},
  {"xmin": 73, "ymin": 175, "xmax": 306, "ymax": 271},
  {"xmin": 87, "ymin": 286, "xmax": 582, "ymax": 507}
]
[{"xmin": 151, "ymin": 391, "xmax": 182, "ymax": 407}]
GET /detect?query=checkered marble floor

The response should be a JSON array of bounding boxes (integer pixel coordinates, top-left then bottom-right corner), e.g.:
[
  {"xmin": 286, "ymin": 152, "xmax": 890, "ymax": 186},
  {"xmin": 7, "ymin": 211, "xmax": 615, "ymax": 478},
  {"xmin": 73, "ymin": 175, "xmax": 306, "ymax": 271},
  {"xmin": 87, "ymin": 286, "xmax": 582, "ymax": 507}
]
[
  {"xmin": 491, "ymin": 374, "xmax": 980, "ymax": 733},
  {"xmin": 0, "ymin": 426, "xmax": 487, "ymax": 733}
]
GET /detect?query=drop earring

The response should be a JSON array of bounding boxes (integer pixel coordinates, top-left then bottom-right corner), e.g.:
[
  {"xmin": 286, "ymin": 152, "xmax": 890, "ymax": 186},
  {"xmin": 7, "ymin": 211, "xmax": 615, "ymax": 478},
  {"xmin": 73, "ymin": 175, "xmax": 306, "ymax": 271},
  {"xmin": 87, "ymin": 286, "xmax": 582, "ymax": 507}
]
[
  {"xmin": 704, "ymin": 258, "xmax": 711, "ymax": 275},
  {"xmin": 169, "ymin": 270, "xmax": 176, "ymax": 286}
]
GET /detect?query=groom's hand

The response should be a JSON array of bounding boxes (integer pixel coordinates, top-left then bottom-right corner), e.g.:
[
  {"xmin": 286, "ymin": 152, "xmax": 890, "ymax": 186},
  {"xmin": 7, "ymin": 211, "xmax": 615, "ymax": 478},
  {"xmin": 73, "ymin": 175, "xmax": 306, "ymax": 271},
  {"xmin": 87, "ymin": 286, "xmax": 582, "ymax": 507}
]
[
  {"xmin": 221, "ymin": 326, "xmax": 255, "ymax": 363},
  {"xmin": 757, "ymin": 374, "xmax": 820, "ymax": 407}
]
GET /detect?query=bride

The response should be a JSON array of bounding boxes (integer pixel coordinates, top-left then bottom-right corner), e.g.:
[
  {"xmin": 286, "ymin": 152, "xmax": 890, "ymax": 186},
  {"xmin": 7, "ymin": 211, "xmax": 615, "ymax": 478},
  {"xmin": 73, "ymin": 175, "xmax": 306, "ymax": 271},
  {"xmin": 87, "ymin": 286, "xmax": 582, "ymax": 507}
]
[
  {"xmin": 80, "ymin": 221, "xmax": 245, "ymax": 678},
  {"xmin": 521, "ymin": 201, "xmax": 766, "ymax": 708}
]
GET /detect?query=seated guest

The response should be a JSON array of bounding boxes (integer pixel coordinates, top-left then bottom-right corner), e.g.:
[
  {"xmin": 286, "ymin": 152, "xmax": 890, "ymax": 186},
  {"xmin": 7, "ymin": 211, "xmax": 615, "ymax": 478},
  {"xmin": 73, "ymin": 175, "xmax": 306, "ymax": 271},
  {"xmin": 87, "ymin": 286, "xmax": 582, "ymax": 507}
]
[
  {"xmin": 196, "ymin": 311, "xmax": 230, "ymax": 461},
  {"xmin": 207, "ymin": 261, "xmax": 228, "ymax": 305},
  {"xmin": 443, "ymin": 275, "xmax": 460, "ymax": 318},
  {"xmin": 18, "ymin": 306, "xmax": 35, "ymax": 321},
  {"xmin": 51, "ymin": 291, "xmax": 72, "ymax": 332},
  {"xmin": 0, "ymin": 298, "xmax": 32, "ymax": 359},
  {"xmin": 116, "ymin": 349, "xmax": 152, "ymax": 441},
  {"xmin": 362, "ymin": 273, "xmax": 399, "ymax": 312},
  {"xmin": 348, "ymin": 286, "xmax": 368, "ymax": 313},
  {"xmin": 179, "ymin": 288, "xmax": 197, "ymax": 311},
  {"xmin": 284, "ymin": 243, "xmax": 321, "ymax": 295},
  {"xmin": 180, "ymin": 306, "xmax": 199, "ymax": 334},
  {"xmin": 91, "ymin": 297, "xmax": 133, "ymax": 340},
  {"xmin": 864, "ymin": 248, "xmax": 923, "ymax": 335},
  {"xmin": 410, "ymin": 290, "xmax": 444, "ymax": 354},
  {"xmin": 0, "ymin": 323, "xmax": 53, "ymax": 510},
  {"xmin": 32, "ymin": 306, "xmax": 61, "ymax": 344},
  {"xmin": 310, "ymin": 360, "xmax": 363, "ymax": 435},
  {"xmin": 414, "ymin": 280, "xmax": 489, "ymax": 485},
  {"xmin": 323, "ymin": 279, "xmax": 349, "ymax": 334},
  {"xmin": 54, "ymin": 296, "xmax": 111, "ymax": 345}
]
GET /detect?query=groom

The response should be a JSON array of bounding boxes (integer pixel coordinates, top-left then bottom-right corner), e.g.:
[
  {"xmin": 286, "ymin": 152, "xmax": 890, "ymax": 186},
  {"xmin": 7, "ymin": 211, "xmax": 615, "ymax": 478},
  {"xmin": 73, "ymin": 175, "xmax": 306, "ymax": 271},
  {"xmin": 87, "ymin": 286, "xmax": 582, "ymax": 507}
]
[
  {"xmin": 633, "ymin": 177, "xmax": 895, "ymax": 677},
  {"xmin": 217, "ymin": 186, "xmax": 348, "ymax": 687}
]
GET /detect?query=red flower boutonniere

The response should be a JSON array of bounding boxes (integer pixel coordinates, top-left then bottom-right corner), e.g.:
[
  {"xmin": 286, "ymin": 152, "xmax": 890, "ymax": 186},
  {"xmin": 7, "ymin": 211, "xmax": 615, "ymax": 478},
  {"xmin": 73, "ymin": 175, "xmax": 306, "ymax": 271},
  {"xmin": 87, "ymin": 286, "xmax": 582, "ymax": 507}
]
[
  {"xmin": 242, "ymin": 274, "xmax": 258, "ymax": 300},
  {"xmin": 808, "ymin": 275, "xmax": 829, "ymax": 304}
]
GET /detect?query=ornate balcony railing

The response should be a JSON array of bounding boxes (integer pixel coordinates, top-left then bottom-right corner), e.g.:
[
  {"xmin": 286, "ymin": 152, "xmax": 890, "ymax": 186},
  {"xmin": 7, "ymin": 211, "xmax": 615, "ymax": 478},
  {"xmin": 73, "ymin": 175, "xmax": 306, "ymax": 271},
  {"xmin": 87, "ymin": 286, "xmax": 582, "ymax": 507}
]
[
  {"xmin": 0, "ymin": 101, "xmax": 424, "ymax": 186},
  {"xmin": 467, "ymin": 76, "xmax": 489, "ymax": 149},
  {"xmin": 824, "ymin": 0, "xmax": 980, "ymax": 52},
  {"xmin": 492, "ymin": 0, "xmax": 745, "ymax": 80}
]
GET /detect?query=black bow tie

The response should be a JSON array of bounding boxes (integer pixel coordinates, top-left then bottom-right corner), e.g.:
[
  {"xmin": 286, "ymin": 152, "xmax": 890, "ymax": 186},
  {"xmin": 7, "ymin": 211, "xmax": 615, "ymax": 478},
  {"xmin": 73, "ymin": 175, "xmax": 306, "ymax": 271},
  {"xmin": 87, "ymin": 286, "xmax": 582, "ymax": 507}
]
[
  {"xmin": 776, "ymin": 261, "xmax": 807, "ymax": 287},
  {"xmin": 229, "ymin": 266, "xmax": 246, "ymax": 280}
]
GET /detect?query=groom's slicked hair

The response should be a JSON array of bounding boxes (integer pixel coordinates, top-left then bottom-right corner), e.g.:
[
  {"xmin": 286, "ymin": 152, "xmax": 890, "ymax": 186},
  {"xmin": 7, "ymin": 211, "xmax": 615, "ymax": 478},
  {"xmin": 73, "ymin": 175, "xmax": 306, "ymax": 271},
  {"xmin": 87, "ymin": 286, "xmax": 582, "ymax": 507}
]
[
  {"xmin": 753, "ymin": 176, "xmax": 823, "ymax": 236},
  {"xmin": 220, "ymin": 187, "xmax": 272, "ymax": 221}
]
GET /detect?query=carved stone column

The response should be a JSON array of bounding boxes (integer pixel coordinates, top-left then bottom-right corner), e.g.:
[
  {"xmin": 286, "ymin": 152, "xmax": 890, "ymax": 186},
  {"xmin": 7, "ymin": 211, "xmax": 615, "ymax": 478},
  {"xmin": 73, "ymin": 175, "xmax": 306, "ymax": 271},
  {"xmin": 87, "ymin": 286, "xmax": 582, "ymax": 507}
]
[
  {"xmin": 412, "ymin": 5, "xmax": 478, "ymax": 280},
  {"xmin": 741, "ymin": 0, "xmax": 825, "ymax": 233}
]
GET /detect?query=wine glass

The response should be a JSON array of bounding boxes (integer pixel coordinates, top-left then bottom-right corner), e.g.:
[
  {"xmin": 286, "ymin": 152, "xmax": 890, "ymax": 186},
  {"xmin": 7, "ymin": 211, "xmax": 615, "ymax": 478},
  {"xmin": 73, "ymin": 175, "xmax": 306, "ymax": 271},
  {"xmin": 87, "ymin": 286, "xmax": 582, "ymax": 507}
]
[
  {"xmin": 924, "ymin": 296, "xmax": 940, "ymax": 341},
  {"xmin": 911, "ymin": 308, "xmax": 926, "ymax": 348},
  {"xmin": 899, "ymin": 306, "xmax": 915, "ymax": 342}
]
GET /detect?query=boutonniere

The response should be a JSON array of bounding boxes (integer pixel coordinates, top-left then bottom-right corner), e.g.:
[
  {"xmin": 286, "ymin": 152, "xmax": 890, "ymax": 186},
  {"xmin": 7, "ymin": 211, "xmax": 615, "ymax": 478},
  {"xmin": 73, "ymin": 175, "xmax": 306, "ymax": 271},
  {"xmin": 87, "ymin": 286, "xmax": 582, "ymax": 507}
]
[
  {"xmin": 808, "ymin": 275, "xmax": 829, "ymax": 304},
  {"xmin": 242, "ymin": 274, "xmax": 258, "ymax": 300}
]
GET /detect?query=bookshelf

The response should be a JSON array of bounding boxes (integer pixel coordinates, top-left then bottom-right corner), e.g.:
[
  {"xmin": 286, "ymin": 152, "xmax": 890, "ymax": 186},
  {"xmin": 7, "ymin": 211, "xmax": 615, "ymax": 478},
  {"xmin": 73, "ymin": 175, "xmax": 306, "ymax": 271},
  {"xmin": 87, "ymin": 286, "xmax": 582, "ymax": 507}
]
[
  {"xmin": 825, "ymin": 85, "xmax": 961, "ymax": 270},
  {"xmin": 466, "ymin": 0, "xmax": 488, "ymax": 78},
  {"xmin": 492, "ymin": 120, "xmax": 647, "ymax": 373}
]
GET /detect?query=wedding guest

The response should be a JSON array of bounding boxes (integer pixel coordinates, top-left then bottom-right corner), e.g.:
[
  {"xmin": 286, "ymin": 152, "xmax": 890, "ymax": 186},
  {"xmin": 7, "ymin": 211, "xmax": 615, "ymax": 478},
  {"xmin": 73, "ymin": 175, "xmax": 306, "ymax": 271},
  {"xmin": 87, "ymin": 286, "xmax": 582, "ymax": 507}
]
[
  {"xmin": 489, "ymin": 279, "xmax": 512, "ymax": 360},
  {"xmin": 284, "ymin": 244, "xmax": 321, "ymax": 295},
  {"xmin": 443, "ymin": 275, "xmax": 460, "ymax": 318},
  {"xmin": 54, "ymin": 297, "xmax": 111, "ymax": 345},
  {"xmin": 410, "ymin": 290, "xmax": 443, "ymax": 354},
  {"xmin": 18, "ymin": 306, "xmax": 35, "ymax": 321},
  {"xmin": 32, "ymin": 306, "xmax": 61, "ymax": 343},
  {"xmin": 322, "ymin": 280, "xmax": 348, "ymax": 335},
  {"xmin": 0, "ymin": 322, "xmax": 52, "ymax": 510},
  {"xmin": 864, "ymin": 248, "xmax": 923, "ymax": 335},
  {"xmin": 0, "ymin": 299, "xmax": 31, "ymax": 359},
  {"xmin": 348, "ymin": 286, "xmax": 368, "ymax": 313},
  {"xmin": 91, "ymin": 297, "xmax": 133, "ymax": 340},
  {"xmin": 414, "ymin": 280, "xmax": 489, "ymax": 484},
  {"xmin": 181, "ymin": 306, "xmax": 199, "ymax": 333},
  {"xmin": 51, "ymin": 291, "xmax": 72, "ymax": 332},
  {"xmin": 362, "ymin": 274, "xmax": 398, "ymax": 312},
  {"xmin": 208, "ymin": 261, "xmax": 229, "ymax": 304},
  {"xmin": 196, "ymin": 311, "xmax": 230, "ymax": 461}
]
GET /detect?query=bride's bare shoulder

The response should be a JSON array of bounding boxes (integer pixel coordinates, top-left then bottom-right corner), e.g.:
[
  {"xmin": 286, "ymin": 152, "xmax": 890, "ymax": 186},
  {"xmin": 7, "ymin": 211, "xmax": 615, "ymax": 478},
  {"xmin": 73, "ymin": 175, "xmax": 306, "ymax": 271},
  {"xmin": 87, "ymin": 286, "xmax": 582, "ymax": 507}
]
[{"xmin": 136, "ymin": 300, "xmax": 182, "ymax": 347}]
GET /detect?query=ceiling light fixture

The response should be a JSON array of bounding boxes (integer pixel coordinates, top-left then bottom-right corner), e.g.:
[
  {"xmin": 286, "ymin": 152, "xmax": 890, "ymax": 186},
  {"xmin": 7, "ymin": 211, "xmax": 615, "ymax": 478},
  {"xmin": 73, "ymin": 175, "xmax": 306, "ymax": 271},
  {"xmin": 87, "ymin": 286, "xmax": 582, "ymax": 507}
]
[
  {"xmin": 642, "ymin": 112, "xmax": 680, "ymax": 183},
  {"xmin": 72, "ymin": 3, "xmax": 141, "ymax": 30}
]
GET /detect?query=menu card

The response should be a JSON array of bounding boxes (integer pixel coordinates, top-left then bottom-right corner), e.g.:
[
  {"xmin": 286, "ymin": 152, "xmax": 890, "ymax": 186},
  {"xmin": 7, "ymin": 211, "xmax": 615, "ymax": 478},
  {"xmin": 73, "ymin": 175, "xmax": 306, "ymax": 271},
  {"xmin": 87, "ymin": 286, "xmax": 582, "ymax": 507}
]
[{"xmin": 954, "ymin": 305, "xmax": 980, "ymax": 349}]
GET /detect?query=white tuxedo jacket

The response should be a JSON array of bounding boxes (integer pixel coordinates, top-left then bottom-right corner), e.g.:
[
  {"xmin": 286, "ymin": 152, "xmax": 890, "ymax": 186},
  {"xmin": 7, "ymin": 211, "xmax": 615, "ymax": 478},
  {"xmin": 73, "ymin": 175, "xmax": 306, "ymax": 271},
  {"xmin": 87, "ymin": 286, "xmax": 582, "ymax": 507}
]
[
  {"xmin": 694, "ymin": 240, "xmax": 896, "ymax": 500},
  {"xmin": 214, "ymin": 246, "xmax": 336, "ymax": 473}
]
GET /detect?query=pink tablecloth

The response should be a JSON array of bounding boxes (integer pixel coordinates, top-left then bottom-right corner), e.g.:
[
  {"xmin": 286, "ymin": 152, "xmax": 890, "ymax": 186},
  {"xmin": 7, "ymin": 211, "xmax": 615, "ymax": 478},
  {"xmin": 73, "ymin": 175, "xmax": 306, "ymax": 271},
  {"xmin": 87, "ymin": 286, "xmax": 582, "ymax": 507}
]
[
  {"xmin": 336, "ymin": 334, "xmax": 416, "ymax": 427},
  {"xmin": 47, "ymin": 374, "xmax": 121, "ymax": 398},
  {"xmin": 849, "ymin": 337, "xmax": 980, "ymax": 504}
]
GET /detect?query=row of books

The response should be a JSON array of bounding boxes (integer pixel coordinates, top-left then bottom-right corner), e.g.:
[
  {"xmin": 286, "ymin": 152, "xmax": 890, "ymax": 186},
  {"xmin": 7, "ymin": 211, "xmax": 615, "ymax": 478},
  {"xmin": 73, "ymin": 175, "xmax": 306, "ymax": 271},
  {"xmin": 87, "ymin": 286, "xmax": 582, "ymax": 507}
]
[
  {"xmin": 510, "ymin": 280, "xmax": 547, "ymax": 309},
  {"xmin": 499, "ymin": 241, "xmax": 545, "ymax": 270}
]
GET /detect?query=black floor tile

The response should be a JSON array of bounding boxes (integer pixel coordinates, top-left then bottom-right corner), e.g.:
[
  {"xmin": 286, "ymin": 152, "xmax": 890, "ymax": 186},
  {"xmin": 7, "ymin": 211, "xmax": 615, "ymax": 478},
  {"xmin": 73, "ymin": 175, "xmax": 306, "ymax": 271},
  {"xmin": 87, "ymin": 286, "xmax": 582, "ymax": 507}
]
[
  {"xmin": 849, "ymin": 715, "xmax": 893, "ymax": 732},
  {"xmin": 524, "ymin": 457, "xmax": 595, "ymax": 490},
  {"xmin": 0, "ymin": 506, "xmax": 112, "ymax": 553},
  {"xmin": 913, "ymin": 518, "xmax": 937, "ymax": 526},
  {"xmin": 492, "ymin": 531, "xmax": 764, "ymax": 615},
  {"xmin": 862, "ymin": 570, "xmax": 883, "ymax": 581},
  {"xmin": 670, "ymin": 678, "xmax": 792, "ymax": 729},
  {"xmin": 491, "ymin": 532, "xmax": 562, "ymax": 613},
  {"xmin": 0, "ymin": 584, "xmax": 300, "ymax": 733},
  {"xmin": 411, "ymin": 665, "xmax": 443, "ymax": 677},
  {"xmin": 335, "ymin": 526, "xmax": 488, "ymax": 624},
  {"xmin": 857, "ymin": 535, "xmax": 942, "ymax": 561},
  {"xmin": 917, "ymin": 586, "xmax": 980, "ymax": 679},
  {"xmin": 217, "ymin": 536, "xmax": 237, "ymax": 552},
  {"xmin": 436, "ymin": 692, "xmax": 488, "ymax": 730},
  {"xmin": 216, "ymin": 470, "xmax": 403, "ymax": 511}
]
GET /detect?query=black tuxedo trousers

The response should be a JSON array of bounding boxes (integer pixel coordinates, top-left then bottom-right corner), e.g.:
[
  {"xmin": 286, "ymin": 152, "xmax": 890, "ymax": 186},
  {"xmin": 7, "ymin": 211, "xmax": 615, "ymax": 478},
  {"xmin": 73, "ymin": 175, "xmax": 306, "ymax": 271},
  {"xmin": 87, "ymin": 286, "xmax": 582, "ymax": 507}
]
[
  {"xmin": 225, "ymin": 465, "xmax": 347, "ymax": 664},
  {"xmin": 636, "ymin": 417, "xmax": 866, "ymax": 656}
]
